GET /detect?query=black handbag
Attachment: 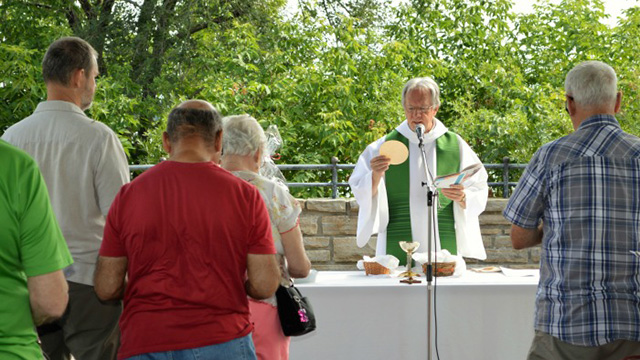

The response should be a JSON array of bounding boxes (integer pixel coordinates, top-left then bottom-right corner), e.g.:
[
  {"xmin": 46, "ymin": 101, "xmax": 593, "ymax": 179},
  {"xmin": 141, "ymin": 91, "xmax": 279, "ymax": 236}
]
[{"xmin": 275, "ymin": 282, "xmax": 316, "ymax": 336}]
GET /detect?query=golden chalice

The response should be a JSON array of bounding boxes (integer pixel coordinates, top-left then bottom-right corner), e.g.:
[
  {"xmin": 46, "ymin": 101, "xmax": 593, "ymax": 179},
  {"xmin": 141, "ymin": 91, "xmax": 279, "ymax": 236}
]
[{"xmin": 398, "ymin": 241, "xmax": 421, "ymax": 284}]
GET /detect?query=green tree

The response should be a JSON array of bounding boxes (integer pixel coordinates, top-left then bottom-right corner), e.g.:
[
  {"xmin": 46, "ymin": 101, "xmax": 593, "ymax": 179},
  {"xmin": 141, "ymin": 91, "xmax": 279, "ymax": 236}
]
[{"xmin": 2, "ymin": 0, "xmax": 640, "ymax": 198}]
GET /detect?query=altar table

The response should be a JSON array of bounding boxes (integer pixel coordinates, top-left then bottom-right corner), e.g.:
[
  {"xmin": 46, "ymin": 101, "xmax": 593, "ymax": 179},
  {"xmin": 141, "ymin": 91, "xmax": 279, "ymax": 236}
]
[{"xmin": 289, "ymin": 270, "xmax": 539, "ymax": 360}]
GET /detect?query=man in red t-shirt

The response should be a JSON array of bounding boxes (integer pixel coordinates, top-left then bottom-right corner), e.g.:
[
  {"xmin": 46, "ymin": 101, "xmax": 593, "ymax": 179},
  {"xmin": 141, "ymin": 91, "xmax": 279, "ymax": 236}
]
[{"xmin": 94, "ymin": 100, "xmax": 280, "ymax": 360}]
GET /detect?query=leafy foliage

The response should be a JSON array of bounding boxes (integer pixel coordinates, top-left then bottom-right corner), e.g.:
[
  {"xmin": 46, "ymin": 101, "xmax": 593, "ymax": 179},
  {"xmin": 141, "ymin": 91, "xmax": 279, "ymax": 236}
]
[{"xmin": 1, "ymin": 0, "xmax": 639, "ymax": 197}]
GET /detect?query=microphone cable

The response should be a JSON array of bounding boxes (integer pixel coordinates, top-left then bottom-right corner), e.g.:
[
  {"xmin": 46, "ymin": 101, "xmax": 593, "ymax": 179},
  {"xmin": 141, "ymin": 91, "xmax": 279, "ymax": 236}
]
[{"xmin": 434, "ymin": 260, "xmax": 441, "ymax": 360}]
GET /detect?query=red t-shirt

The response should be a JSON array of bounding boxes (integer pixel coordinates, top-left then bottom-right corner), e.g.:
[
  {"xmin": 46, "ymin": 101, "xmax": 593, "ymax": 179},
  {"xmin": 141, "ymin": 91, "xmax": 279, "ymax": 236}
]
[{"xmin": 99, "ymin": 161, "xmax": 275, "ymax": 359}]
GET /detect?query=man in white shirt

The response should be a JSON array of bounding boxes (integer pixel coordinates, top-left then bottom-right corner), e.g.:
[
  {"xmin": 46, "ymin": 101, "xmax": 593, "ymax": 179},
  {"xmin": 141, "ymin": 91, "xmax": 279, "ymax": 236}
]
[
  {"xmin": 349, "ymin": 77, "xmax": 488, "ymax": 264},
  {"xmin": 2, "ymin": 36, "xmax": 129, "ymax": 360}
]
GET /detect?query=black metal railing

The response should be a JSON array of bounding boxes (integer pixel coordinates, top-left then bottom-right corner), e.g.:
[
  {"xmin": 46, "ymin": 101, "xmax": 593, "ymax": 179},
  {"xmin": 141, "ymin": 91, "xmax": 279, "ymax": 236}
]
[
  {"xmin": 485, "ymin": 157, "xmax": 528, "ymax": 198},
  {"xmin": 130, "ymin": 156, "xmax": 527, "ymax": 199}
]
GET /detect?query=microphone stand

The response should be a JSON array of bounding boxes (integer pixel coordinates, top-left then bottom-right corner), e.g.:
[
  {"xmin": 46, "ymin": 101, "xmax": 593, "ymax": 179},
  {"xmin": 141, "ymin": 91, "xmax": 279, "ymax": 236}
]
[{"xmin": 417, "ymin": 131, "xmax": 438, "ymax": 360}]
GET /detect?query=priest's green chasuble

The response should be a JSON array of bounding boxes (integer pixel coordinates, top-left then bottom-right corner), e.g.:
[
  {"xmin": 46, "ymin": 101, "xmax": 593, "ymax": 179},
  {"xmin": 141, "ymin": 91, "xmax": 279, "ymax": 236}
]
[{"xmin": 384, "ymin": 130, "xmax": 460, "ymax": 265}]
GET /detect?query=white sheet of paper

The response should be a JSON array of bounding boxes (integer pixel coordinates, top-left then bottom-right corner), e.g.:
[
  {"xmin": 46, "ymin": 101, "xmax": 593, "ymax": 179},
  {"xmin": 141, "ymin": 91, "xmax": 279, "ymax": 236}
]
[
  {"xmin": 434, "ymin": 162, "xmax": 482, "ymax": 188},
  {"xmin": 500, "ymin": 267, "xmax": 538, "ymax": 277}
]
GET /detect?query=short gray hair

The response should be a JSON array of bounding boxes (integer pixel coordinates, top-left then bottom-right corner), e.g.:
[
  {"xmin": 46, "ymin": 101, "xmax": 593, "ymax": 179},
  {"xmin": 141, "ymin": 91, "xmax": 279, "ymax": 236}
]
[
  {"xmin": 565, "ymin": 61, "xmax": 617, "ymax": 108},
  {"xmin": 42, "ymin": 37, "xmax": 98, "ymax": 86},
  {"xmin": 402, "ymin": 77, "xmax": 441, "ymax": 108},
  {"xmin": 222, "ymin": 114, "xmax": 266, "ymax": 156}
]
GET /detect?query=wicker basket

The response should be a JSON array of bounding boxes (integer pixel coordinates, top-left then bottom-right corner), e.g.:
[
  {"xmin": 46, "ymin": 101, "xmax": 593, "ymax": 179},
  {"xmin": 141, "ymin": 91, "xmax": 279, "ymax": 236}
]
[
  {"xmin": 422, "ymin": 261, "xmax": 456, "ymax": 277},
  {"xmin": 364, "ymin": 261, "xmax": 390, "ymax": 275}
]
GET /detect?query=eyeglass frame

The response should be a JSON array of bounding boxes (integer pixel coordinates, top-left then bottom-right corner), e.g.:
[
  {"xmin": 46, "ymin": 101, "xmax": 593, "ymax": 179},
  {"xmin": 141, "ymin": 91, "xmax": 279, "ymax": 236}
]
[
  {"xmin": 405, "ymin": 105, "xmax": 436, "ymax": 115},
  {"xmin": 565, "ymin": 95, "xmax": 574, "ymax": 114}
]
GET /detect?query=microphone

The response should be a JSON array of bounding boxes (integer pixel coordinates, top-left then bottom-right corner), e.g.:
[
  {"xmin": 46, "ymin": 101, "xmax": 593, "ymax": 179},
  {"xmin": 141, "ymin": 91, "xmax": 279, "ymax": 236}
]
[{"xmin": 415, "ymin": 124, "xmax": 425, "ymax": 141}]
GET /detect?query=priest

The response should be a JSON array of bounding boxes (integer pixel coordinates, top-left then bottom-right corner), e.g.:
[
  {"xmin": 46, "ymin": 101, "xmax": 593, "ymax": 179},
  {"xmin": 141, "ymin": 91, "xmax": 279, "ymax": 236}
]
[{"xmin": 349, "ymin": 77, "xmax": 488, "ymax": 265}]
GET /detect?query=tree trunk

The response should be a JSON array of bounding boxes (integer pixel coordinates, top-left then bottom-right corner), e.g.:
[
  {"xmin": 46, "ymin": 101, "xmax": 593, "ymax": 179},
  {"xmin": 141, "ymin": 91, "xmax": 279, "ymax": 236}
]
[{"xmin": 64, "ymin": 0, "xmax": 116, "ymax": 75}]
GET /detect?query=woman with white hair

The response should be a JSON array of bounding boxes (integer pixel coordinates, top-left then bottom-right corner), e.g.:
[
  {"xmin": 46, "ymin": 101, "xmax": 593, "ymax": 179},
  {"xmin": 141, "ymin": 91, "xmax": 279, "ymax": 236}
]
[{"xmin": 221, "ymin": 114, "xmax": 311, "ymax": 360}]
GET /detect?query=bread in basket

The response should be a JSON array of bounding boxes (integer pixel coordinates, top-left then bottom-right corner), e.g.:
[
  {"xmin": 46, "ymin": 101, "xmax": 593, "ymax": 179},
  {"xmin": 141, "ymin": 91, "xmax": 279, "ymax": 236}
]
[
  {"xmin": 422, "ymin": 261, "xmax": 456, "ymax": 277},
  {"xmin": 364, "ymin": 261, "xmax": 390, "ymax": 275}
]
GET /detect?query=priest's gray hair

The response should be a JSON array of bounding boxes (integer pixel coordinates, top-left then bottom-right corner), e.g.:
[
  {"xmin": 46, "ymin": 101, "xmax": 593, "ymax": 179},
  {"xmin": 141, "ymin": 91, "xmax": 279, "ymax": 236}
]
[
  {"xmin": 222, "ymin": 114, "xmax": 267, "ymax": 157},
  {"xmin": 565, "ymin": 61, "xmax": 617, "ymax": 108},
  {"xmin": 402, "ymin": 77, "xmax": 441, "ymax": 108}
]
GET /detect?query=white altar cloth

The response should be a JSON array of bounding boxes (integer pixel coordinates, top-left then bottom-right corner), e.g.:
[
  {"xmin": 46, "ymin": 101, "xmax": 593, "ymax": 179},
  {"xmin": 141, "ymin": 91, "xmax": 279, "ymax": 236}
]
[{"xmin": 289, "ymin": 270, "xmax": 539, "ymax": 360}]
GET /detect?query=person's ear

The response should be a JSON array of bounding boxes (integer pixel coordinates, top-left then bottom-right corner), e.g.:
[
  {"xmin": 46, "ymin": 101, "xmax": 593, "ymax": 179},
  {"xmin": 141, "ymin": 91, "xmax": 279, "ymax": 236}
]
[
  {"xmin": 254, "ymin": 148, "xmax": 263, "ymax": 165},
  {"xmin": 214, "ymin": 131, "xmax": 223, "ymax": 153},
  {"xmin": 71, "ymin": 68, "xmax": 85, "ymax": 88},
  {"xmin": 566, "ymin": 95, "xmax": 576, "ymax": 116},
  {"xmin": 162, "ymin": 132, "xmax": 171, "ymax": 154},
  {"xmin": 614, "ymin": 91, "xmax": 622, "ymax": 114}
]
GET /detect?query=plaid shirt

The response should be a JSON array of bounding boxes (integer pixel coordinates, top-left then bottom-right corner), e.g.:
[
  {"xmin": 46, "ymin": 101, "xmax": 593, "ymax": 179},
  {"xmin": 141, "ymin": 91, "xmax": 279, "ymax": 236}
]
[{"xmin": 504, "ymin": 114, "xmax": 640, "ymax": 346}]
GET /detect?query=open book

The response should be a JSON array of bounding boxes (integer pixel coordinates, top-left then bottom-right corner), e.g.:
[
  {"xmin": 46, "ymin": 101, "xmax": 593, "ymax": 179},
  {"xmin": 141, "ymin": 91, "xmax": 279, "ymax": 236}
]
[{"xmin": 433, "ymin": 163, "xmax": 483, "ymax": 188}]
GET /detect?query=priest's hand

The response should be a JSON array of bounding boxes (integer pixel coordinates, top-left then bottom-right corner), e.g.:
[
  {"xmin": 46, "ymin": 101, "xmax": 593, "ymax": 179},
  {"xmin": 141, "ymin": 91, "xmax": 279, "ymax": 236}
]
[
  {"xmin": 440, "ymin": 184, "xmax": 466, "ymax": 209},
  {"xmin": 370, "ymin": 155, "xmax": 390, "ymax": 196}
]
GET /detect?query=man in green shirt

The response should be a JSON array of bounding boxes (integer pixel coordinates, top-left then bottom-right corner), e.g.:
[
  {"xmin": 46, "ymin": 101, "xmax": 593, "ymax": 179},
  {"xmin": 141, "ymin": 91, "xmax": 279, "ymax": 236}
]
[{"xmin": 0, "ymin": 140, "xmax": 73, "ymax": 359}]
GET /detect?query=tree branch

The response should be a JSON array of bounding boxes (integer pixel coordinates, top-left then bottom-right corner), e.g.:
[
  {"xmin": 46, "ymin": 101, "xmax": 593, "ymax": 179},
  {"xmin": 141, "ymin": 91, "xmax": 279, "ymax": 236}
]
[
  {"xmin": 78, "ymin": 0, "xmax": 94, "ymax": 19},
  {"xmin": 101, "ymin": 0, "xmax": 116, "ymax": 14},
  {"xmin": 189, "ymin": 23, "xmax": 209, "ymax": 35},
  {"xmin": 3, "ymin": 1, "xmax": 53, "ymax": 10},
  {"xmin": 65, "ymin": 7, "xmax": 78, "ymax": 31},
  {"xmin": 337, "ymin": 1, "xmax": 354, "ymax": 17},
  {"xmin": 95, "ymin": 0, "xmax": 117, "ymax": 75},
  {"xmin": 190, "ymin": 87, "xmax": 205, "ymax": 99},
  {"xmin": 321, "ymin": 0, "xmax": 339, "ymax": 29},
  {"xmin": 119, "ymin": 0, "xmax": 142, "ymax": 8}
]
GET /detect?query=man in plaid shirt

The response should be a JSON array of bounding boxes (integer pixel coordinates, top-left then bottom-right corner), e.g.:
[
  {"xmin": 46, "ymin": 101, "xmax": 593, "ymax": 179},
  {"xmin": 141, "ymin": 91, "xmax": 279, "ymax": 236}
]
[{"xmin": 504, "ymin": 61, "xmax": 640, "ymax": 359}]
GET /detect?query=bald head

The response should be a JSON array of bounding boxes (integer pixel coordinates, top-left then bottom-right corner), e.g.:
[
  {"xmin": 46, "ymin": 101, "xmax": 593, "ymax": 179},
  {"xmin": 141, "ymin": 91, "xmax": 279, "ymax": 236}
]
[
  {"xmin": 178, "ymin": 99, "xmax": 216, "ymax": 111},
  {"xmin": 166, "ymin": 100, "xmax": 222, "ymax": 145}
]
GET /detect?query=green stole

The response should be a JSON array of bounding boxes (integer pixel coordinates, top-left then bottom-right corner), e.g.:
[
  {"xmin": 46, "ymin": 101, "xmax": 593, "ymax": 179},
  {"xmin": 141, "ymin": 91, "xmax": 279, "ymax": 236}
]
[{"xmin": 384, "ymin": 130, "xmax": 460, "ymax": 265}]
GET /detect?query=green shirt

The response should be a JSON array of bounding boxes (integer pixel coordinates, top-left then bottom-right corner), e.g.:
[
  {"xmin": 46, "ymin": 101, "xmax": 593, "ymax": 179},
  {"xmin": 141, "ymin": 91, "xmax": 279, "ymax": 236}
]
[{"xmin": 0, "ymin": 140, "xmax": 73, "ymax": 359}]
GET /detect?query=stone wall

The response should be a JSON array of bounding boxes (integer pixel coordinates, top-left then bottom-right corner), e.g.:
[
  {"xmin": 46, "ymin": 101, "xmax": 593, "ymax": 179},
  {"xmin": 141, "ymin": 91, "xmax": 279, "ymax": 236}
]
[{"xmin": 298, "ymin": 198, "xmax": 540, "ymax": 270}]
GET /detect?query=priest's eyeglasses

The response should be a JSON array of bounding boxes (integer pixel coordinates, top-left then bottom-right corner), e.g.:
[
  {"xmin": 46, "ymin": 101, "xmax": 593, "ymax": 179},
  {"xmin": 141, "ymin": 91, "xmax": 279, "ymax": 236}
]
[{"xmin": 406, "ymin": 106, "xmax": 435, "ymax": 114}]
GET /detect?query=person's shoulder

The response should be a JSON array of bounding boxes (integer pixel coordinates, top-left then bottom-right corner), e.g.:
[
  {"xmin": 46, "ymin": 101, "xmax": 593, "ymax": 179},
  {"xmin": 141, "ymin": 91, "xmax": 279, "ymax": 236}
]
[
  {"xmin": 0, "ymin": 140, "xmax": 37, "ymax": 169},
  {"xmin": 41, "ymin": 102, "xmax": 117, "ymax": 137},
  {"xmin": 76, "ymin": 115, "xmax": 118, "ymax": 138},
  {"xmin": 251, "ymin": 172, "xmax": 279, "ymax": 189},
  {"xmin": 537, "ymin": 134, "xmax": 572, "ymax": 155},
  {"xmin": 110, "ymin": 162, "xmax": 165, "ymax": 200},
  {"xmin": 256, "ymin": 174, "xmax": 293, "ymax": 198},
  {"xmin": 264, "ymin": 176, "xmax": 290, "ymax": 195},
  {"xmin": 450, "ymin": 131, "xmax": 468, "ymax": 144},
  {"xmin": 32, "ymin": 101, "xmax": 117, "ymax": 136},
  {"xmin": 0, "ymin": 139, "xmax": 25, "ymax": 156},
  {"xmin": 127, "ymin": 160, "xmax": 175, "ymax": 181},
  {"xmin": 619, "ymin": 130, "xmax": 640, "ymax": 150},
  {"xmin": 522, "ymin": 136, "xmax": 577, "ymax": 170},
  {"xmin": 223, "ymin": 169, "xmax": 266, "ymax": 199},
  {"xmin": 66, "ymin": 118, "xmax": 123, "ymax": 155},
  {"xmin": 87, "ymin": 117, "xmax": 115, "ymax": 131},
  {"xmin": 230, "ymin": 170, "xmax": 262, "ymax": 192},
  {"xmin": 1, "ymin": 111, "xmax": 40, "ymax": 138}
]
